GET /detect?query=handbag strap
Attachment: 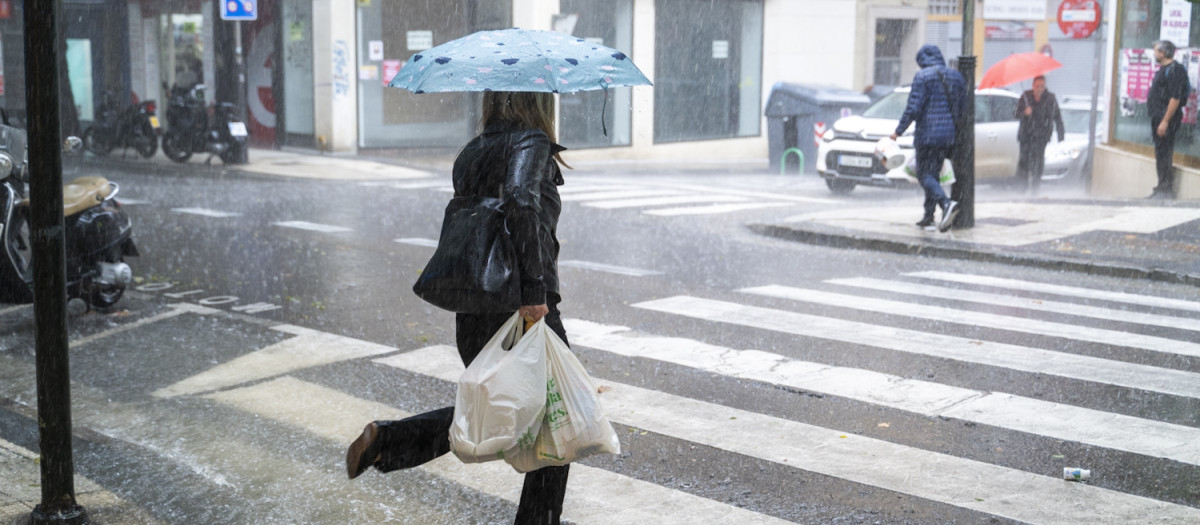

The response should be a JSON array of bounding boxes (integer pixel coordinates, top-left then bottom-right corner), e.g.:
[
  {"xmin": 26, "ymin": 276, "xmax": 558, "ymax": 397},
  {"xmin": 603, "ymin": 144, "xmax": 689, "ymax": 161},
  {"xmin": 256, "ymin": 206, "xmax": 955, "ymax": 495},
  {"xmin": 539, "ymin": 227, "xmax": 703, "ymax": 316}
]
[{"xmin": 937, "ymin": 69, "xmax": 958, "ymax": 123}]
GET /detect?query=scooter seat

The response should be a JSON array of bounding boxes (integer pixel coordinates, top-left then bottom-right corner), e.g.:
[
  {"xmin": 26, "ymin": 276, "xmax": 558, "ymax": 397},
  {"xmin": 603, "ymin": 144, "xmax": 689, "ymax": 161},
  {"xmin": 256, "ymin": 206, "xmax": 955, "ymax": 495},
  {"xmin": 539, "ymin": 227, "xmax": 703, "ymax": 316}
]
[{"xmin": 20, "ymin": 176, "xmax": 114, "ymax": 217}]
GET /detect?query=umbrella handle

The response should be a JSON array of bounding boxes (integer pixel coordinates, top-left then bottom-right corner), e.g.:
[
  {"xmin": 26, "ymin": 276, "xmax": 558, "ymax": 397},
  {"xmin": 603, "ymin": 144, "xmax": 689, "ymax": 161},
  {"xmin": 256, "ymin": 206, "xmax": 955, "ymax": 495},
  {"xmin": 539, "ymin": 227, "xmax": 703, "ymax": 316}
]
[{"xmin": 601, "ymin": 85, "xmax": 609, "ymax": 138}]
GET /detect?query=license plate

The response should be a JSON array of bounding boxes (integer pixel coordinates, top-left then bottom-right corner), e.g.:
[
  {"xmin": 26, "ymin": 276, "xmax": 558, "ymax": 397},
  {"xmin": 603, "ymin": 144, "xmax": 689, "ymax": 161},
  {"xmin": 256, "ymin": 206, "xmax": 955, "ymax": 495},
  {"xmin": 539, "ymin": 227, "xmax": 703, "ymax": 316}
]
[
  {"xmin": 149, "ymin": 116, "xmax": 160, "ymax": 129},
  {"xmin": 228, "ymin": 122, "xmax": 248, "ymax": 137},
  {"xmin": 838, "ymin": 155, "xmax": 873, "ymax": 168}
]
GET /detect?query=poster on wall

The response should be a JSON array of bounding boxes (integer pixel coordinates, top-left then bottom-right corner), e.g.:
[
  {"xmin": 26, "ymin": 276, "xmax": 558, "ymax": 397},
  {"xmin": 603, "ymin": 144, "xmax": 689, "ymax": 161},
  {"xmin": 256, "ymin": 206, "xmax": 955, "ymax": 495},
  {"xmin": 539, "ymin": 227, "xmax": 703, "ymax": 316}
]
[
  {"xmin": 1162, "ymin": 0, "xmax": 1192, "ymax": 47},
  {"xmin": 1180, "ymin": 49, "xmax": 1200, "ymax": 124},
  {"xmin": 1118, "ymin": 48, "xmax": 1200, "ymax": 124}
]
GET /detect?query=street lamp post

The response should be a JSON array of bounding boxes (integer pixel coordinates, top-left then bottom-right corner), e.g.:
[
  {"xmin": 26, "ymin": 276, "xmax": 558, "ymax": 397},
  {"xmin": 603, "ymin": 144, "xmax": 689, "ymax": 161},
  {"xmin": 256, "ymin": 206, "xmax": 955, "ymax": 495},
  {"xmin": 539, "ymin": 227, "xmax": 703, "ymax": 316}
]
[
  {"xmin": 24, "ymin": 1, "xmax": 89, "ymax": 523},
  {"xmin": 952, "ymin": 0, "xmax": 976, "ymax": 229}
]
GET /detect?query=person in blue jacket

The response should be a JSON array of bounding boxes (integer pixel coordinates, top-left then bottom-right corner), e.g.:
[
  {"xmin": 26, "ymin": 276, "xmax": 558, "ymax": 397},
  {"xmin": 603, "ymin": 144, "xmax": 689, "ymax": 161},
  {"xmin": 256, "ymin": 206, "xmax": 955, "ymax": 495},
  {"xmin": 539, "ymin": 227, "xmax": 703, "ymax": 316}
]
[{"xmin": 891, "ymin": 44, "xmax": 967, "ymax": 232}]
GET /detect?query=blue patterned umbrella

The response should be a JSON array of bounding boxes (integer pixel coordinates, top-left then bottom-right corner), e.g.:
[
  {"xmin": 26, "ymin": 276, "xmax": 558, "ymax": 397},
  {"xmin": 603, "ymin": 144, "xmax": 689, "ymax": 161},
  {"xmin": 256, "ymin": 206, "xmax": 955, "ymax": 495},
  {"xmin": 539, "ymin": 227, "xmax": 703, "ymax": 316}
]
[{"xmin": 387, "ymin": 28, "xmax": 651, "ymax": 94}]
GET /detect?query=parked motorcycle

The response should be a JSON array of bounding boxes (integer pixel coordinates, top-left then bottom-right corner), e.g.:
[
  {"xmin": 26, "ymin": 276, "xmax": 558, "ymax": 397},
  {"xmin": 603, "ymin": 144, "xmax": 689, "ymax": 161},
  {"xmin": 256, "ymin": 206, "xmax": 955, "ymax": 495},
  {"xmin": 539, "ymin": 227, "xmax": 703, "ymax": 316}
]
[
  {"xmin": 161, "ymin": 84, "xmax": 248, "ymax": 164},
  {"xmin": 83, "ymin": 91, "xmax": 160, "ymax": 158},
  {"xmin": 0, "ymin": 111, "xmax": 139, "ymax": 309}
]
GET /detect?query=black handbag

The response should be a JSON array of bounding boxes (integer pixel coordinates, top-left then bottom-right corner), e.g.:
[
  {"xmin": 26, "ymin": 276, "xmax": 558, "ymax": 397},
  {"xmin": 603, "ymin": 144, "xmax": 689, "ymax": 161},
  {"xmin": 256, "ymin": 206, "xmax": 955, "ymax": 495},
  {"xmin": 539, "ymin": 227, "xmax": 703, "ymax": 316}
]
[{"xmin": 412, "ymin": 193, "xmax": 521, "ymax": 314}]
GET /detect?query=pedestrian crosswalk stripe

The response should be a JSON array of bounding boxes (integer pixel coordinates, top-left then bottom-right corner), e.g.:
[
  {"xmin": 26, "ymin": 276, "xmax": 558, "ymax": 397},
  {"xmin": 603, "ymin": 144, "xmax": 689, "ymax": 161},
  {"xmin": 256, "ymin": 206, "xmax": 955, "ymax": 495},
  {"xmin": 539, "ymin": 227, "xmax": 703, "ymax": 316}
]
[
  {"xmin": 562, "ymin": 319, "xmax": 1200, "ymax": 467},
  {"xmin": 558, "ymin": 260, "xmax": 662, "ymax": 277},
  {"xmin": 583, "ymin": 195, "xmax": 750, "ymax": 209},
  {"xmin": 741, "ymin": 285, "xmax": 1200, "ymax": 360},
  {"xmin": 559, "ymin": 189, "xmax": 685, "ymax": 202},
  {"xmin": 380, "ymin": 346, "xmax": 1200, "ymax": 524},
  {"xmin": 152, "ymin": 324, "xmax": 397, "ymax": 398},
  {"xmin": 271, "ymin": 221, "xmax": 354, "ymax": 233},
  {"xmin": 630, "ymin": 296, "xmax": 1200, "ymax": 400},
  {"xmin": 206, "ymin": 375, "xmax": 796, "ymax": 525},
  {"xmin": 642, "ymin": 202, "xmax": 792, "ymax": 216},
  {"xmin": 827, "ymin": 277, "xmax": 1200, "ymax": 333},
  {"xmin": 358, "ymin": 180, "xmax": 448, "ymax": 190},
  {"xmin": 394, "ymin": 237, "xmax": 439, "ymax": 247},
  {"xmin": 908, "ymin": 271, "xmax": 1200, "ymax": 314},
  {"xmin": 555, "ymin": 184, "xmax": 633, "ymax": 194},
  {"xmin": 171, "ymin": 207, "xmax": 243, "ymax": 218},
  {"xmin": 70, "ymin": 303, "xmax": 221, "ymax": 349}
]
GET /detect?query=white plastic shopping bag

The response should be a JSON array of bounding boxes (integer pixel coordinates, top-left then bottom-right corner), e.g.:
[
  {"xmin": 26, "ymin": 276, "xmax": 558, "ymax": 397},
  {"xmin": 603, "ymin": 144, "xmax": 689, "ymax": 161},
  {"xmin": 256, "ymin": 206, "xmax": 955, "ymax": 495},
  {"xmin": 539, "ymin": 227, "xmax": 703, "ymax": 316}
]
[
  {"xmin": 504, "ymin": 322, "xmax": 621, "ymax": 473},
  {"xmin": 450, "ymin": 312, "xmax": 547, "ymax": 464},
  {"xmin": 903, "ymin": 155, "xmax": 956, "ymax": 185},
  {"xmin": 873, "ymin": 137, "xmax": 905, "ymax": 170}
]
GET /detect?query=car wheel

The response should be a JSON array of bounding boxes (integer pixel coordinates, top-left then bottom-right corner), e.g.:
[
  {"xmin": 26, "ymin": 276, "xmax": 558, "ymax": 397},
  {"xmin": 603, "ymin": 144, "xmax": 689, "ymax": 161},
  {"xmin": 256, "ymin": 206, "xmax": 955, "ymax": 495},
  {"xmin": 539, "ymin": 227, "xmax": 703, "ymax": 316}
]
[{"xmin": 825, "ymin": 178, "xmax": 856, "ymax": 195}]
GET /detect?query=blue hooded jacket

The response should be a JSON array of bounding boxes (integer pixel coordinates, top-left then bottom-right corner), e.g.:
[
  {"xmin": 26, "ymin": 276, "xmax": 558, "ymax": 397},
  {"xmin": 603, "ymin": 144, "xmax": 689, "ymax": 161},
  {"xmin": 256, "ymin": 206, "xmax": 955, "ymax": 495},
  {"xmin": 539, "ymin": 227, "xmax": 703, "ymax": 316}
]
[{"xmin": 895, "ymin": 45, "xmax": 966, "ymax": 147}]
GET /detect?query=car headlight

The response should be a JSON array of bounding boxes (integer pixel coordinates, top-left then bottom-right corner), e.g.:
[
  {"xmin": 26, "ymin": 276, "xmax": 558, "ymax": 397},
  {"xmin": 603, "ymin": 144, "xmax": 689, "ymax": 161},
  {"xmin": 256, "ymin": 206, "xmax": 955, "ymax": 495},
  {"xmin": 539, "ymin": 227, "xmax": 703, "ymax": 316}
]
[
  {"xmin": 0, "ymin": 152, "xmax": 14, "ymax": 178},
  {"xmin": 822, "ymin": 129, "xmax": 835, "ymax": 142},
  {"xmin": 1046, "ymin": 145, "xmax": 1082, "ymax": 161}
]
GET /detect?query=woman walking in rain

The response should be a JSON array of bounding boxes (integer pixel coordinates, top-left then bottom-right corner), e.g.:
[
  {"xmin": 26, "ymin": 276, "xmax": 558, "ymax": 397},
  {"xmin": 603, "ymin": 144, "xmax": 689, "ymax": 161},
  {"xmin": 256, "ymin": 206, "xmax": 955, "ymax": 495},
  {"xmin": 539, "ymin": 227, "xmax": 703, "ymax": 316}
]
[
  {"xmin": 346, "ymin": 90, "xmax": 571, "ymax": 525},
  {"xmin": 1014, "ymin": 76, "xmax": 1065, "ymax": 194}
]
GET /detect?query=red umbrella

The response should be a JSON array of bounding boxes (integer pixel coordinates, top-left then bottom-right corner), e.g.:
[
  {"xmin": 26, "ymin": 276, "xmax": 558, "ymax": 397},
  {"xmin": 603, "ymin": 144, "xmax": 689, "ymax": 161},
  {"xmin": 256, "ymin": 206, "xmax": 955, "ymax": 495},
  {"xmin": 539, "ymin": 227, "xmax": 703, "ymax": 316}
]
[{"xmin": 978, "ymin": 52, "xmax": 1063, "ymax": 89}]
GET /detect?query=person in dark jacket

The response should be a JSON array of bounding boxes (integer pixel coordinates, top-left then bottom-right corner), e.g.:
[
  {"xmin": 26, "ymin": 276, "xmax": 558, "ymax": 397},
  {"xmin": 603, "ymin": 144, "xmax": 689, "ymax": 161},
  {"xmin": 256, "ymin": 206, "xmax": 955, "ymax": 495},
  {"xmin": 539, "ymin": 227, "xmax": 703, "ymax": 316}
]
[
  {"xmin": 1148, "ymin": 40, "xmax": 1190, "ymax": 199},
  {"xmin": 891, "ymin": 44, "xmax": 966, "ymax": 232},
  {"xmin": 346, "ymin": 91, "xmax": 571, "ymax": 525},
  {"xmin": 1014, "ymin": 76, "xmax": 1065, "ymax": 194}
]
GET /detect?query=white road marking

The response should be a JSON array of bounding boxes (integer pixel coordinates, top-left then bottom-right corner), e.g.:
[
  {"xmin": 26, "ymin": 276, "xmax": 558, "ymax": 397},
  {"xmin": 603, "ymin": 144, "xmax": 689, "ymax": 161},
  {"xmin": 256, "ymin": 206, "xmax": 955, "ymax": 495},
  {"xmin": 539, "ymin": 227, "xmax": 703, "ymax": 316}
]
[
  {"xmin": 555, "ymin": 184, "xmax": 635, "ymax": 194},
  {"xmin": 630, "ymin": 296, "xmax": 1200, "ymax": 400},
  {"xmin": 0, "ymin": 305, "xmax": 30, "ymax": 316},
  {"xmin": 358, "ymin": 179, "xmax": 448, "ymax": 190},
  {"xmin": 382, "ymin": 346, "xmax": 1200, "ymax": 524},
  {"xmin": 558, "ymin": 260, "xmax": 662, "ymax": 277},
  {"xmin": 583, "ymin": 195, "xmax": 749, "ymax": 209},
  {"xmin": 559, "ymin": 189, "xmax": 685, "ymax": 202},
  {"xmin": 741, "ymin": 285, "xmax": 1200, "ymax": 359},
  {"xmin": 563, "ymin": 319, "xmax": 1200, "ymax": 466},
  {"xmin": 271, "ymin": 221, "xmax": 353, "ymax": 233},
  {"xmin": 642, "ymin": 202, "xmax": 792, "ymax": 216},
  {"xmin": 70, "ymin": 303, "xmax": 221, "ymax": 349},
  {"xmin": 152, "ymin": 324, "xmax": 397, "ymax": 398},
  {"xmin": 114, "ymin": 198, "xmax": 150, "ymax": 205},
  {"xmin": 207, "ymin": 375, "xmax": 794, "ymax": 525},
  {"xmin": 394, "ymin": 237, "xmax": 439, "ymax": 247},
  {"xmin": 171, "ymin": 207, "xmax": 243, "ymax": 218},
  {"xmin": 909, "ymin": 271, "xmax": 1200, "ymax": 314},
  {"xmin": 827, "ymin": 277, "xmax": 1200, "ymax": 333}
]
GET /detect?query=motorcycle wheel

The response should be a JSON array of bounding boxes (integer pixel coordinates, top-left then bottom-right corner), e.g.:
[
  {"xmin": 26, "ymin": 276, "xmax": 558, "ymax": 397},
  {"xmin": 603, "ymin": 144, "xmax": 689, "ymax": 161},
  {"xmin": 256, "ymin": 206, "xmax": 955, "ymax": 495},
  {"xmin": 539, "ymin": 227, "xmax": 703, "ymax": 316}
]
[
  {"xmin": 0, "ymin": 206, "xmax": 33, "ymax": 303},
  {"xmin": 134, "ymin": 122, "xmax": 158, "ymax": 158},
  {"xmin": 85, "ymin": 278, "xmax": 125, "ymax": 309},
  {"xmin": 161, "ymin": 131, "xmax": 193, "ymax": 163},
  {"xmin": 83, "ymin": 127, "xmax": 112, "ymax": 157},
  {"xmin": 219, "ymin": 142, "xmax": 246, "ymax": 164}
]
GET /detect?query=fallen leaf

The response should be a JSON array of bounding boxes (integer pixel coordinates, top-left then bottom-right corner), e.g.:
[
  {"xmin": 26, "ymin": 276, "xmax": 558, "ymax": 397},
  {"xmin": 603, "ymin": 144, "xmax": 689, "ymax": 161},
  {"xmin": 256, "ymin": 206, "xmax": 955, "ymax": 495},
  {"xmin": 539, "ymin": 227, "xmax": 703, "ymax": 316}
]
[
  {"xmin": 877, "ymin": 422, "xmax": 890, "ymax": 428},
  {"xmin": 597, "ymin": 385, "xmax": 612, "ymax": 394}
]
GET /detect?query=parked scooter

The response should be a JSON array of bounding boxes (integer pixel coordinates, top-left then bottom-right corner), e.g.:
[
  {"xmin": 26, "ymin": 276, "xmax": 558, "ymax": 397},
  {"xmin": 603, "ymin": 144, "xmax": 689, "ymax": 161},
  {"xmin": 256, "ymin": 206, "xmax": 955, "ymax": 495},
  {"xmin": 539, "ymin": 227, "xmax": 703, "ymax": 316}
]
[
  {"xmin": 83, "ymin": 91, "xmax": 160, "ymax": 158},
  {"xmin": 0, "ymin": 110, "xmax": 139, "ymax": 309},
  {"xmin": 161, "ymin": 84, "xmax": 249, "ymax": 164}
]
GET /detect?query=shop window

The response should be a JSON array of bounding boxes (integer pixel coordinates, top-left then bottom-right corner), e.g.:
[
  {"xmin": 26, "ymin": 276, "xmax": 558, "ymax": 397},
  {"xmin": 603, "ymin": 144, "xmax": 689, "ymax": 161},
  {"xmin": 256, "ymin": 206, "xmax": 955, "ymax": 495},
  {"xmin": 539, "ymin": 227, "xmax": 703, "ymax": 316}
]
[
  {"xmin": 1112, "ymin": 0, "xmax": 1200, "ymax": 165},
  {"xmin": 556, "ymin": 0, "xmax": 634, "ymax": 149},
  {"xmin": 653, "ymin": 0, "xmax": 763, "ymax": 144}
]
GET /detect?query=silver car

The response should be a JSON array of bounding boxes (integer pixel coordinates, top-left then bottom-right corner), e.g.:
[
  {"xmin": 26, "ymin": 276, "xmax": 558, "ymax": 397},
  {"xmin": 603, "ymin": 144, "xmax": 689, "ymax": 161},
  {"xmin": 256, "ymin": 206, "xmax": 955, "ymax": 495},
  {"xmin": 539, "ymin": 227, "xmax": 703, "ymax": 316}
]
[{"xmin": 816, "ymin": 87, "xmax": 1022, "ymax": 194}]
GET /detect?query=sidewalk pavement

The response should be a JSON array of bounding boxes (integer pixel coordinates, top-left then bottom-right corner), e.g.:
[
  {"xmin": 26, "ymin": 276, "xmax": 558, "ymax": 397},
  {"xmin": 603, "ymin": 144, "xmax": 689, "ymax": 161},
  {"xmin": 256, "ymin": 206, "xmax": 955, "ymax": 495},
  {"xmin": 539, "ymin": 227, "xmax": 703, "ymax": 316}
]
[
  {"xmin": 750, "ymin": 198, "xmax": 1200, "ymax": 287},
  {"xmin": 1, "ymin": 438, "xmax": 164, "ymax": 525}
]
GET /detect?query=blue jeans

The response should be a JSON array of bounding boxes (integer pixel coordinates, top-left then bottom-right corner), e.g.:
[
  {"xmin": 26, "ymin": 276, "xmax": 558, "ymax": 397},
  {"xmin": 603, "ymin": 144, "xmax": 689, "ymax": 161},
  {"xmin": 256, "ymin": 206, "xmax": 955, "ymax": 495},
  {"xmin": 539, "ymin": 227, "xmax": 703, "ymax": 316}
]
[{"xmin": 916, "ymin": 145, "xmax": 953, "ymax": 219}]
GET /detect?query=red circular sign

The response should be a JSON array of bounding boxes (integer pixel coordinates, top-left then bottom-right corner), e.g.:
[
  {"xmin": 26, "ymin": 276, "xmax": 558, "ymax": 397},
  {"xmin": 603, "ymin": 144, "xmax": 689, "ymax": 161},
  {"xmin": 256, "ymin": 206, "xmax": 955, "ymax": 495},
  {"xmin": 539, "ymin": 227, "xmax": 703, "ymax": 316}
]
[{"xmin": 1057, "ymin": 0, "xmax": 1102, "ymax": 39}]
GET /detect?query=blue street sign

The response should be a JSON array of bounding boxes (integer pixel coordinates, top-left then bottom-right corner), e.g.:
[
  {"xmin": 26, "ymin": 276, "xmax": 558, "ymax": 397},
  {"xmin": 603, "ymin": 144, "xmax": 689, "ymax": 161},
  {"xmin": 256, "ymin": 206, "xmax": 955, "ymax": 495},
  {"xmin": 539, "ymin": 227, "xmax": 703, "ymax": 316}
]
[{"xmin": 220, "ymin": 0, "xmax": 257, "ymax": 21}]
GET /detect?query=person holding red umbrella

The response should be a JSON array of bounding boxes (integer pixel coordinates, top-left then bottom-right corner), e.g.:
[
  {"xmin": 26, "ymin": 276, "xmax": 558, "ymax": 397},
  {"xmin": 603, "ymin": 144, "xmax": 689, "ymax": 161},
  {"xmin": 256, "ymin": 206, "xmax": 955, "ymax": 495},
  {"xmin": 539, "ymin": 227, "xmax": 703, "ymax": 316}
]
[{"xmin": 1014, "ymin": 76, "xmax": 1065, "ymax": 195}]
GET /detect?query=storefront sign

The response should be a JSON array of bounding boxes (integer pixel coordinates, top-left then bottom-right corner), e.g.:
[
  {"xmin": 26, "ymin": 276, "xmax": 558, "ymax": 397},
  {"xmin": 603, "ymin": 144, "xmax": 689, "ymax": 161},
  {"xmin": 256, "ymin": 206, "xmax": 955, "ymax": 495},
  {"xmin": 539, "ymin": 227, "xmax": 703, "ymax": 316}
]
[
  {"xmin": 985, "ymin": 24, "xmax": 1034, "ymax": 40},
  {"xmin": 407, "ymin": 31, "xmax": 433, "ymax": 51},
  {"xmin": 983, "ymin": 0, "xmax": 1046, "ymax": 21},
  {"xmin": 1161, "ymin": 0, "xmax": 1191, "ymax": 47},
  {"xmin": 1057, "ymin": 0, "xmax": 1102, "ymax": 39}
]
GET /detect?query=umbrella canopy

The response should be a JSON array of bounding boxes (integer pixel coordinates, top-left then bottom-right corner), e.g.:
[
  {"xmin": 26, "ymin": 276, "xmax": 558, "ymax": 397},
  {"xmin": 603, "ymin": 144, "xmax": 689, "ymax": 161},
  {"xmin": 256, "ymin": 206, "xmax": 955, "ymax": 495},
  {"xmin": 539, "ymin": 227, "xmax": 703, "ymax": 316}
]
[
  {"xmin": 978, "ymin": 52, "xmax": 1063, "ymax": 89},
  {"xmin": 388, "ymin": 28, "xmax": 651, "ymax": 94}
]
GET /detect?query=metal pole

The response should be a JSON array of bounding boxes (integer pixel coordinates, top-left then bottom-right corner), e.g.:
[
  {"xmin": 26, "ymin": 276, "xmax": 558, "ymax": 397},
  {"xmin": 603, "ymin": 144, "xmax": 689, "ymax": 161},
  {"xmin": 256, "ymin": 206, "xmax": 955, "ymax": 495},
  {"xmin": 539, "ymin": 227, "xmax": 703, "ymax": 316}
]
[
  {"xmin": 1083, "ymin": 15, "xmax": 1105, "ymax": 193},
  {"xmin": 24, "ymin": 1, "xmax": 88, "ymax": 523},
  {"xmin": 952, "ymin": 0, "xmax": 976, "ymax": 228}
]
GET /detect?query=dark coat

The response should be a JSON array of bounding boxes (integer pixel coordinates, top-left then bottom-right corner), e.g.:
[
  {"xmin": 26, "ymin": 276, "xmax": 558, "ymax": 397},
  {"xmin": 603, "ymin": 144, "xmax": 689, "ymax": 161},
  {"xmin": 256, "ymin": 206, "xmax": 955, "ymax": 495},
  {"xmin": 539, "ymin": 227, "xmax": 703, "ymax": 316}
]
[
  {"xmin": 1015, "ymin": 90, "xmax": 1065, "ymax": 145},
  {"xmin": 895, "ymin": 45, "xmax": 967, "ymax": 147},
  {"xmin": 452, "ymin": 120, "xmax": 565, "ymax": 306}
]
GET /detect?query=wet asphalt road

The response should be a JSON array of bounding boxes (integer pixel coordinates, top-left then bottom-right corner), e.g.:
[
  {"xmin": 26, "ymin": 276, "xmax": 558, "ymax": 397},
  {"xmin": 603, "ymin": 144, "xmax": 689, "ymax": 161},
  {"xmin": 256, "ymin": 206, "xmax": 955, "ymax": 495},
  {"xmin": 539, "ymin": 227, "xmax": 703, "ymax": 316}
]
[{"xmin": 2, "ymin": 162, "xmax": 1199, "ymax": 524}]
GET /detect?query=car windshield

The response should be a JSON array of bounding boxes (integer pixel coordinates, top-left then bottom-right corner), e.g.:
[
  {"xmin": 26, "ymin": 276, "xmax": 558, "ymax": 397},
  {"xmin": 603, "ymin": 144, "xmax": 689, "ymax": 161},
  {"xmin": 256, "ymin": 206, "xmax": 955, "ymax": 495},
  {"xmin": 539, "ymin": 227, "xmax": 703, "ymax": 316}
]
[
  {"xmin": 1062, "ymin": 108, "xmax": 1101, "ymax": 134},
  {"xmin": 862, "ymin": 92, "xmax": 909, "ymax": 119}
]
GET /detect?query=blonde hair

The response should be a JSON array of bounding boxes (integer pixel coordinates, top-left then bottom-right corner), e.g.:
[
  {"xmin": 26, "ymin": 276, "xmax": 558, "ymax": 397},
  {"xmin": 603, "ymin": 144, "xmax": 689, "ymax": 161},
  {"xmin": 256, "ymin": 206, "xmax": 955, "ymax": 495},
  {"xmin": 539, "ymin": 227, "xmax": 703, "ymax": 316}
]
[{"xmin": 481, "ymin": 91, "xmax": 568, "ymax": 167}]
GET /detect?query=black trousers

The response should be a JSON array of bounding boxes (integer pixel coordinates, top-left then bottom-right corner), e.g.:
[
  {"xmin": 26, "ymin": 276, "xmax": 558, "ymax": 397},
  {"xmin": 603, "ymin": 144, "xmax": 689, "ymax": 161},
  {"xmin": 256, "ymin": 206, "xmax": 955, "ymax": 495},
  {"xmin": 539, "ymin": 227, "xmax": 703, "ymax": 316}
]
[
  {"xmin": 1153, "ymin": 120, "xmax": 1179, "ymax": 196},
  {"xmin": 915, "ymin": 144, "xmax": 953, "ymax": 219},
  {"xmin": 373, "ymin": 297, "xmax": 570, "ymax": 525},
  {"xmin": 1017, "ymin": 139, "xmax": 1048, "ymax": 192}
]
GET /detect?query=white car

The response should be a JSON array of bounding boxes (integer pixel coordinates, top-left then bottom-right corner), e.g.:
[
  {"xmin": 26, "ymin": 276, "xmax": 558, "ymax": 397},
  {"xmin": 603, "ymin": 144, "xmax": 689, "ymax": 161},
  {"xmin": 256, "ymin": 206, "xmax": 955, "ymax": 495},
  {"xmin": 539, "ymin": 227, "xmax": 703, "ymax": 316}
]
[
  {"xmin": 1041, "ymin": 96, "xmax": 1106, "ymax": 182},
  {"xmin": 817, "ymin": 87, "xmax": 1023, "ymax": 194}
]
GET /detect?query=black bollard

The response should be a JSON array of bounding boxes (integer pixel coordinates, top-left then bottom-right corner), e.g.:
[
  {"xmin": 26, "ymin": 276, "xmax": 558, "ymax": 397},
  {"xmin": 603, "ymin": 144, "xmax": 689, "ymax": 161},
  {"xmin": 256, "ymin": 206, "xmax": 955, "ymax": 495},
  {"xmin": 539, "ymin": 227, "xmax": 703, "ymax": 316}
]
[
  {"xmin": 951, "ymin": 55, "xmax": 976, "ymax": 229},
  {"xmin": 25, "ymin": 1, "xmax": 89, "ymax": 523}
]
